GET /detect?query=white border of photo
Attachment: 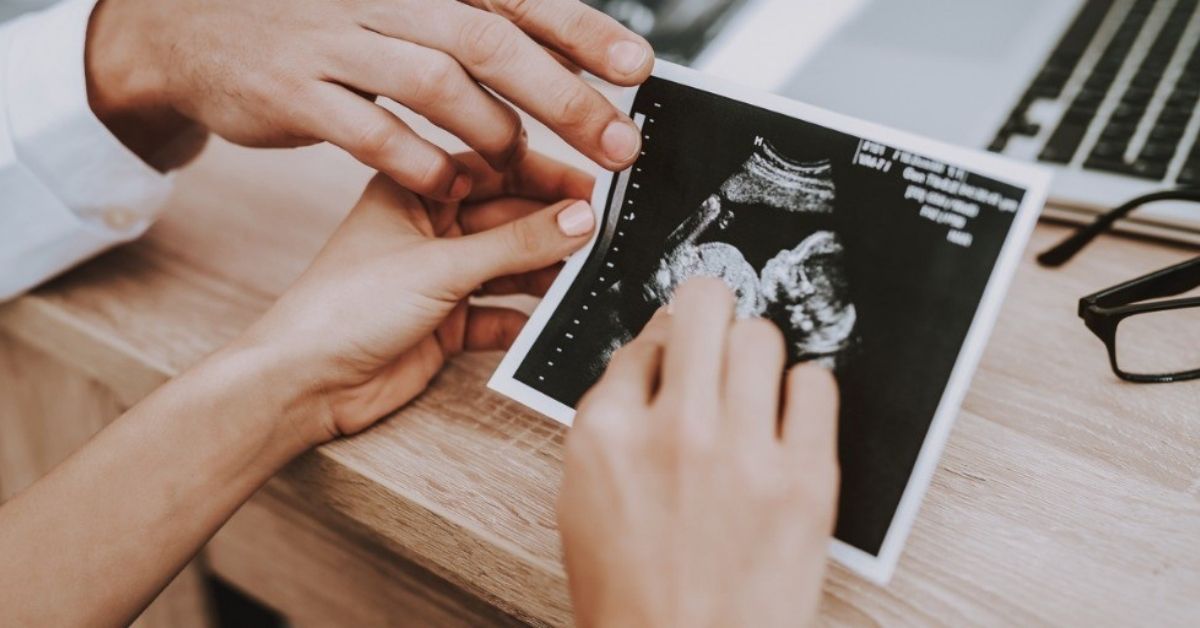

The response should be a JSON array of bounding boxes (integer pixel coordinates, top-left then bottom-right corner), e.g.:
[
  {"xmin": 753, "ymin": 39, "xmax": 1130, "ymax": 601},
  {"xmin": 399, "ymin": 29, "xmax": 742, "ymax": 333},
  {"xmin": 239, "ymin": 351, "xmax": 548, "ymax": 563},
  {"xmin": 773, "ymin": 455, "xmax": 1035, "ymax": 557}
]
[{"xmin": 490, "ymin": 60, "xmax": 1052, "ymax": 585}]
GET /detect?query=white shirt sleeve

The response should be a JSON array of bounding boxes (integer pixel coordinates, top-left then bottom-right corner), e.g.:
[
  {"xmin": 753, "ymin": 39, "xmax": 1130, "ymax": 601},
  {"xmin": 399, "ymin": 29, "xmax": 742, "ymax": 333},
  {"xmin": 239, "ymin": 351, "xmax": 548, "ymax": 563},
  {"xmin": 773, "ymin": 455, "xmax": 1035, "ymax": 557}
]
[{"xmin": 0, "ymin": 0, "xmax": 173, "ymax": 301}]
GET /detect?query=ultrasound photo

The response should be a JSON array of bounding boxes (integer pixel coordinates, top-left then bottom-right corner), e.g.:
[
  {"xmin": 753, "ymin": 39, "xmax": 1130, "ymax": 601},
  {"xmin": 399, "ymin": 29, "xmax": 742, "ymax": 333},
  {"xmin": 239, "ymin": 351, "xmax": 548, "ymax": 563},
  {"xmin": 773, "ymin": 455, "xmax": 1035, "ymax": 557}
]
[
  {"xmin": 492, "ymin": 63, "xmax": 1049, "ymax": 583},
  {"xmin": 567, "ymin": 138, "xmax": 858, "ymax": 386}
]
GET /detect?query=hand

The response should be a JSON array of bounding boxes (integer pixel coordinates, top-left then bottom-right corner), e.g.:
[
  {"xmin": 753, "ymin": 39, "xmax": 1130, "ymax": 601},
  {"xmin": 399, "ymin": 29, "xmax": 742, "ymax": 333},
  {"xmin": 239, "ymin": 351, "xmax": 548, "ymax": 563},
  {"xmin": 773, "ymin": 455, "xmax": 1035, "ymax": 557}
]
[
  {"xmin": 235, "ymin": 151, "xmax": 597, "ymax": 445},
  {"xmin": 557, "ymin": 278, "xmax": 840, "ymax": 627},
  {"xmin": 85, "ymin": 0, "xmax": 652, "ymax": 196}
]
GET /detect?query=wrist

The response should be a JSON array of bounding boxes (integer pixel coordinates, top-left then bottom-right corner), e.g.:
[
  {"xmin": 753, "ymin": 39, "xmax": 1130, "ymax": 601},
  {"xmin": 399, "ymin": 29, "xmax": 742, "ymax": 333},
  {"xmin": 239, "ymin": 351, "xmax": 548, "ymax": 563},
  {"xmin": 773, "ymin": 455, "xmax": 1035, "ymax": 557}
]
[
  {"xmin": 192, "ymin": 339, "xmax": 335, "ymax": 465},
  {"xmin": 85, "ymin": 0, "xmax": 207, "ymax": 171}
]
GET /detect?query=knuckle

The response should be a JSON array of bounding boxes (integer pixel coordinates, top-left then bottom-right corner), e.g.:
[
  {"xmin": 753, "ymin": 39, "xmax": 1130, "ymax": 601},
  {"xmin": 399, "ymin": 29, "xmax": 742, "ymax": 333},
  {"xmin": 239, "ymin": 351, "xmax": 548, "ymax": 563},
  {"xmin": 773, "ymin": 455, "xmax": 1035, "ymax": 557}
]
[
  {"xmin": 461, "ymin": 15, "xmax": 521, "ymax": 70},
  {"xmin": 350, "ymin": 118, "xmax": 396, "ymax": 162},
  {"xmin": 505, "ymin": 216, "xmax": 542, "ymax": 258},
  {"xmin": 484, "ymin": 110, "xmax": 525, "ymax": 163},
  {"xmin": 574, "ymin": 400, "xmax": 630, "ymax": 446},
  {"xmin": 549, "ymin": 82, "xmax": 600, "ymax": 132},
  {"xmin": 416, "ymin": 153, "xmax": 455, "ymax": 192},
  {"xmin": 407, "ymin": 54, "xmax": 459, "ymax": 106},
  {"xmin": 744, "ymin": 460, "xmax": 791, "ymax": 503},
  {"xmin": 490, "ymin": 0, "xmax": 534, "ymax": 24},
  {"xmin": 563, "ymin": 8, "xmax": 596, "ymax": 43},
  {"xmin": 657, "ymin": 399, "xmax": 717, "ymax": 456}
]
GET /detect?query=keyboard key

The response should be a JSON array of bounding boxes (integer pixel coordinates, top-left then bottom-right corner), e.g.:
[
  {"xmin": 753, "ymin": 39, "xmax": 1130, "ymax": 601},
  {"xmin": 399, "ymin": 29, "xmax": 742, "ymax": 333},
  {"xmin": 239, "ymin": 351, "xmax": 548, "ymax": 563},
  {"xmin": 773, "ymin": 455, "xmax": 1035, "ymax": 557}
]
[
  {"xmin": 1040, "ymin": 122, "xmax": 1089, "ymax": 163},
  {"xmin": 1120, "ymin": 86, "xmax": 1155, "ymax": 104},
  {"xmin": 1131, "ymin": 72, "xmax": 1162, "ymax": 88},
  {"xmin": 1167, "ymin": 90, "xmax": 1198, "ymax": 109},
  {"xmin": 1178, "ymin": 163, "xmax": 1200, "ymax": 186},
  {"xmin": 1158, "ymin": 107, "xmax": 1194, "ymax": 125},
  {"xmin": 1129, "ymin": 160, "xmax": 1168, "ymax": 179},
  {"xmin": 1140, "ymin": 141, "xmax": 1178, "ymax": 163},
  {"xmin": 1177, "ymin": 143, "xmax": 1200, "ymax": 178},
  {"xmin": 1102, "ymin": 121, "xmax": 1138, "ymax": 141},
  {"xmin": 1090, "ymin": 140, "xmax": 1127, "ymax": 160},
  {"xmin": 1056, "ymin": 0, "xmax": 1115, "ymax": 59},
  {"xmin": 1110, "ymin": 102, "xmax": 1145, "ymax": 122},
  {"xmin": 1148, "ymin": 123, "xmax": 1185, "ymax": 143},
  {"xmin": 1063, "ymin": 104, "xmax": 1098, "ymax": 123},
  {"xmin": 1085, "ymin": 157, "xmax": 1131, "ymax": 174},
  {"xmin": 1089, "ymin": 158, "xmax": 1167, "ymax": 180},
  {"xmin": 1003, "ymin": 118, "xmax": 1041, "ymax": 137}
]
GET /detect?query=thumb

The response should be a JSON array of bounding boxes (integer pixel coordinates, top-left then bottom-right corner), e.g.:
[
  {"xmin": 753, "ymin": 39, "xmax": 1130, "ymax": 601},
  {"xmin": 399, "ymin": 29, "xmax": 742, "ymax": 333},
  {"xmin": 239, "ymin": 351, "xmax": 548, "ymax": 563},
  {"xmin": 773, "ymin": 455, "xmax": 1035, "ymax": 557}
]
[{"xmin": 440, "ymin": 199, "xmax": 596, "ymax": 292}]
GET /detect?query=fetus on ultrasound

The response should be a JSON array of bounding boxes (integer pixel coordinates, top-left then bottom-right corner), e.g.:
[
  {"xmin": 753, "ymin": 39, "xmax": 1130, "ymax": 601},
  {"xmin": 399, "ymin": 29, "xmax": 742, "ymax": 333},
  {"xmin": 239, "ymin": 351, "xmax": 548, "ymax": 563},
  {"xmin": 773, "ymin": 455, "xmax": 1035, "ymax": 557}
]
[{"xmin": 637, "ymin": 140, "xmax": 858, "ymax": 367}]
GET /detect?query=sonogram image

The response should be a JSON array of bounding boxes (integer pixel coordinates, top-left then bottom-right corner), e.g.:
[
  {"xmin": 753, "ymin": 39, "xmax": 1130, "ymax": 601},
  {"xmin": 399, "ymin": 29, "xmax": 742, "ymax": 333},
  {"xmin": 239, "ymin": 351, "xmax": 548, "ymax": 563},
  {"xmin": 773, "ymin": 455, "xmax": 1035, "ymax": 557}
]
[
  {"xmin": 550, "ymin": 139, "xmax": 859, "ymax": 385},
  {"xmin": 513, "ymin": 74, "xmax": 1026, "ymax": 559},
  {"xmin": 639, "ymin": 141, "xmax": 857, "ymax": 367}
]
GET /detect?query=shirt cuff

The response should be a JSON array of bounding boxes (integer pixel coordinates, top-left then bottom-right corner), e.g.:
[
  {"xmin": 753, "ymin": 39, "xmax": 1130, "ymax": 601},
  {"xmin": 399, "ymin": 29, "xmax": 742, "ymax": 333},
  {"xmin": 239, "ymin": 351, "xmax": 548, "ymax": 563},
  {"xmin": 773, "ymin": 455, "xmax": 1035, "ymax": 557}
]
[{"xmin": 5, "ymin": 0, "xmax": 172, "ymax": 239}]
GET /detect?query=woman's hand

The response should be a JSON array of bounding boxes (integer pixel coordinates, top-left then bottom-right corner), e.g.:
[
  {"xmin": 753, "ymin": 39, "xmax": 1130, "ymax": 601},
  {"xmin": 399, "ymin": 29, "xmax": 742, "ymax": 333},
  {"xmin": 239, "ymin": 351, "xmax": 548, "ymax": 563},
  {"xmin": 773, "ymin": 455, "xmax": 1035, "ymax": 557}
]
[
  {"xmin": 86, "ymin": 0, "xmax": 651, "ymax": 194},
  {"xmin": 237, "ymin": 151, "xmax": 597, "ymax": 445},
  {"xmin": 0, "ymin": 152, "xmax": 596, "ymax": 626},
  {"xmin": 557, "ymin": 278, "xmax": 840, "ymax": 627}
]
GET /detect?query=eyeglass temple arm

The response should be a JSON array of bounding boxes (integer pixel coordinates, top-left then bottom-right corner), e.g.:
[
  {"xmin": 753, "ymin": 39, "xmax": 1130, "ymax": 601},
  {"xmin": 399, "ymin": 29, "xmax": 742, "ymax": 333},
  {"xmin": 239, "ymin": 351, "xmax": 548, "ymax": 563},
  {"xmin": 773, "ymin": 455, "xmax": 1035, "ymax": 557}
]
[
  {"xmin": 1088, "ymin": 256, "xmax": 1200, "ymax": 308},
  {"xmin": 1037, "ymin": 190, "xmax": 1200, "ymax": 267}
]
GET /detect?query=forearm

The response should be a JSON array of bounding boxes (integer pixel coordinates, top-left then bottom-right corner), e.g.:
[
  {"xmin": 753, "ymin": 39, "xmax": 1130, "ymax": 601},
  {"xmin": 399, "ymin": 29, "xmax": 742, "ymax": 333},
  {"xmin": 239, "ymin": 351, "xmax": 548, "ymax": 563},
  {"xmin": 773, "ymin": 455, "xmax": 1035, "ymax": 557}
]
[{"xmin": 0, "ymin": 342, "xmax": 318, "ymax": 626}]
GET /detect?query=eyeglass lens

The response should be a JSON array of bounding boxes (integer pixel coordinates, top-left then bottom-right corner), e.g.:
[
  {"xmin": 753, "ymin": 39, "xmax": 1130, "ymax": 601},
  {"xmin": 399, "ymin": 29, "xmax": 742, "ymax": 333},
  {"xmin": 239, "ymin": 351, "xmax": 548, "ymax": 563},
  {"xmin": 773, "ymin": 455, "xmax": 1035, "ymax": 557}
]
[{"xmin": 1115, "ymin": 307, "xmax": 1200, "ymax": 377}]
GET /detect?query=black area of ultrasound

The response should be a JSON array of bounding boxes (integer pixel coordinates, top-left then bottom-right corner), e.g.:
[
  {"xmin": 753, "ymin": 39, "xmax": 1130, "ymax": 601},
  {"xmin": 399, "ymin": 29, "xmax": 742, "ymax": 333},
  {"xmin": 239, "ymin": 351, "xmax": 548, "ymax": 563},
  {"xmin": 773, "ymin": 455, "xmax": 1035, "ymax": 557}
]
[{"xmin": 514, "ymin": 76, "xmax": 1025, "ymax": 557}]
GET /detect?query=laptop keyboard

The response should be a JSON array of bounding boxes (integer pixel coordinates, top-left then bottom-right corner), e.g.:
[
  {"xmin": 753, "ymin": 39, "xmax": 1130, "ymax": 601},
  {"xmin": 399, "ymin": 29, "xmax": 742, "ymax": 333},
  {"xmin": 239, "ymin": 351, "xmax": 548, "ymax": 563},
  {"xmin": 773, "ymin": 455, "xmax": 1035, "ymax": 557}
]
[{"xmin": 991, "ymin": 0, "xmax": 1200, "ymax": 186}]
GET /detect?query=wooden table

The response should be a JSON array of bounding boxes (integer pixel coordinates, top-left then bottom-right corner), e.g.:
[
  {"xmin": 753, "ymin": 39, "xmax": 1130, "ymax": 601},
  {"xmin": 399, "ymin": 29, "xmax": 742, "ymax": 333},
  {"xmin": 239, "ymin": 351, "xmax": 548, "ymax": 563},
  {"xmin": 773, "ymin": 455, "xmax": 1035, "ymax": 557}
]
[{"xmin": 2, "ymin": 114, "xmax": 1199, "ymax": 626}]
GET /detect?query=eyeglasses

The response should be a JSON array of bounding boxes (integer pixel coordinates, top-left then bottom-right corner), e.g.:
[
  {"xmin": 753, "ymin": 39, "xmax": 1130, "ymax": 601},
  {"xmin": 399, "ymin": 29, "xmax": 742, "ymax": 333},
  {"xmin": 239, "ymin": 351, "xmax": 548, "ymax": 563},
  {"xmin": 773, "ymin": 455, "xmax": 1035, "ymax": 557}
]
[{"xmin": 1038, "ymin": 189, "xmax": 1200, "ymax": 384}]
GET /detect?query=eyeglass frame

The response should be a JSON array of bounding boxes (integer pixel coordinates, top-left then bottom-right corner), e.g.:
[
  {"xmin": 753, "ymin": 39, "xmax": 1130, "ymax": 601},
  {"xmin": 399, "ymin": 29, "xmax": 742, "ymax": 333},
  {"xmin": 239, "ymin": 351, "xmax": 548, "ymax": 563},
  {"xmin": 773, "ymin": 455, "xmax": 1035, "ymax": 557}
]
[
  {"xmin": 1038, "ymin": 188, "xmax": 1200, "ymax": 384},
  {"xmin": 1078, "ymin": 256, "xmax": 1200, "ymax": 383}
]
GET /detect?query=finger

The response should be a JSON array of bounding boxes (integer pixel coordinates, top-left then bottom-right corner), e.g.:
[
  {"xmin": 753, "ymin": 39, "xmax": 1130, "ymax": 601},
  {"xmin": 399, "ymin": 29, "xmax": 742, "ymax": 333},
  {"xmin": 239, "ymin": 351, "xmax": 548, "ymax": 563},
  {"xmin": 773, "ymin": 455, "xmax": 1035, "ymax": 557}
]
[
  {"xmin": 457, "ymin": 152, "xmax": 595, "ymax": 203},
  {"xmin": 335, "ymin": 36, "xmax": 527, "ymax": 171},
  {"xmin": 457, "ymin": 151, "xmax": 595, "ymax": 203},
  {"xmin": 464, "ymin": 306, "xmax": 529, "ymax": 351},
  {"xmin": 479, "ymin": 264, "xmax": 563, "ymax": 296},
  {"xmin": 592, "ymin": 307, "xmax": 671, "ymax": 403},
  {"xmin": 375, "ymin": 4, "xmax": 642, "ymax": 169},
  {"xmin": 434, "ymin": 300, "xmax": 470, "ymax": 355},
  {"xmin": 659, "ymin": 277, "xmax": 736, "ymax": 406},
  {"xmin": 438, "ymin": 199, "xmax": 595, "ymax": 294},
  {"xmin": 466, "ymin": 0, "xmax": 653, "ymax": 85},
  {"xmin": 303, "ymin": 83, "xmax": 470, "ymax": 201},
  {"xmin": 722, "ymin": 318, "xmax": 788, "ymax": 442},
  {"xmin": 781, "ymin": 363, "xmax": 840, "ymax": 458},
  {"xmin": 459, "ymin": 198, "xmax": 544, "ymax": 235},
  {"xmin": 545, "ymin": 46, "xmax": 582, "ymax": 75}
]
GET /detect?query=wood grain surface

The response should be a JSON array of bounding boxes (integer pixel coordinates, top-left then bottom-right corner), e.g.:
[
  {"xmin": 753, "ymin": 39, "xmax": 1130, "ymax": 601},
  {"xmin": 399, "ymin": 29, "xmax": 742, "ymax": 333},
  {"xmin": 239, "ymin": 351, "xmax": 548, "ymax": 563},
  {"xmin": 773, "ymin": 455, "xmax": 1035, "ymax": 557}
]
[{"xmin": 1, "ymin": 112, "xmax": 1198, "ymax": 626}]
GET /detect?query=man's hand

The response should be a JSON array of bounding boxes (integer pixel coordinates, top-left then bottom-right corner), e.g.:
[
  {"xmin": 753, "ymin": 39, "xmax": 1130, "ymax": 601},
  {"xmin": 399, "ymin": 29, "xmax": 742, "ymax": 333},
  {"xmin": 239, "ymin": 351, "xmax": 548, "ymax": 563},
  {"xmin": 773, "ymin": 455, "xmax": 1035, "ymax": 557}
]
[
  {"xmin": 558, "ymin": 279, "xmax": 840, "ymax": 627},
  {"xmin": 85, "ymin": 0, "xmax": 651, "ymax": 197},
  {"xmin": 236, "ymin": 151, "xmax": 597, "ymax": 444}
]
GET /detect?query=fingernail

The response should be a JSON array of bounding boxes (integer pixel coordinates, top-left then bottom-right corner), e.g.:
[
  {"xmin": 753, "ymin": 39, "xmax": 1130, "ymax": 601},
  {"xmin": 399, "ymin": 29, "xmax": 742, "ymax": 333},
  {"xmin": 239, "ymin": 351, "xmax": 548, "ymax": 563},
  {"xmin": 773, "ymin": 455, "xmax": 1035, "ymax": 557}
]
[
  {"xmin": 601, "ymin": 120, "xmax": 640, "ymax": 164},
  {"xmin": 608, "ymin": 40, "xmax": 648, "ymax": 75},
  {"xmin": 449, "ymin": 173, "xmax": 472, "ymax": 199},
  {"xmin": 556, "ymin": 200, "xmax": 595, "ymax": 237}
]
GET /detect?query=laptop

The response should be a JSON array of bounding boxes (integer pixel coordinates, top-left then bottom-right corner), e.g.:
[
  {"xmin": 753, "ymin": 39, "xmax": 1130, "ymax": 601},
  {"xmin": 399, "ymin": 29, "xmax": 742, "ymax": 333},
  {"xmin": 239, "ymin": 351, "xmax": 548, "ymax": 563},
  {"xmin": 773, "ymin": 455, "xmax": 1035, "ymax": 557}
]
[{"xmin": 589, "ymin": 0, "xmax": 1200, "ymax": 243}]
